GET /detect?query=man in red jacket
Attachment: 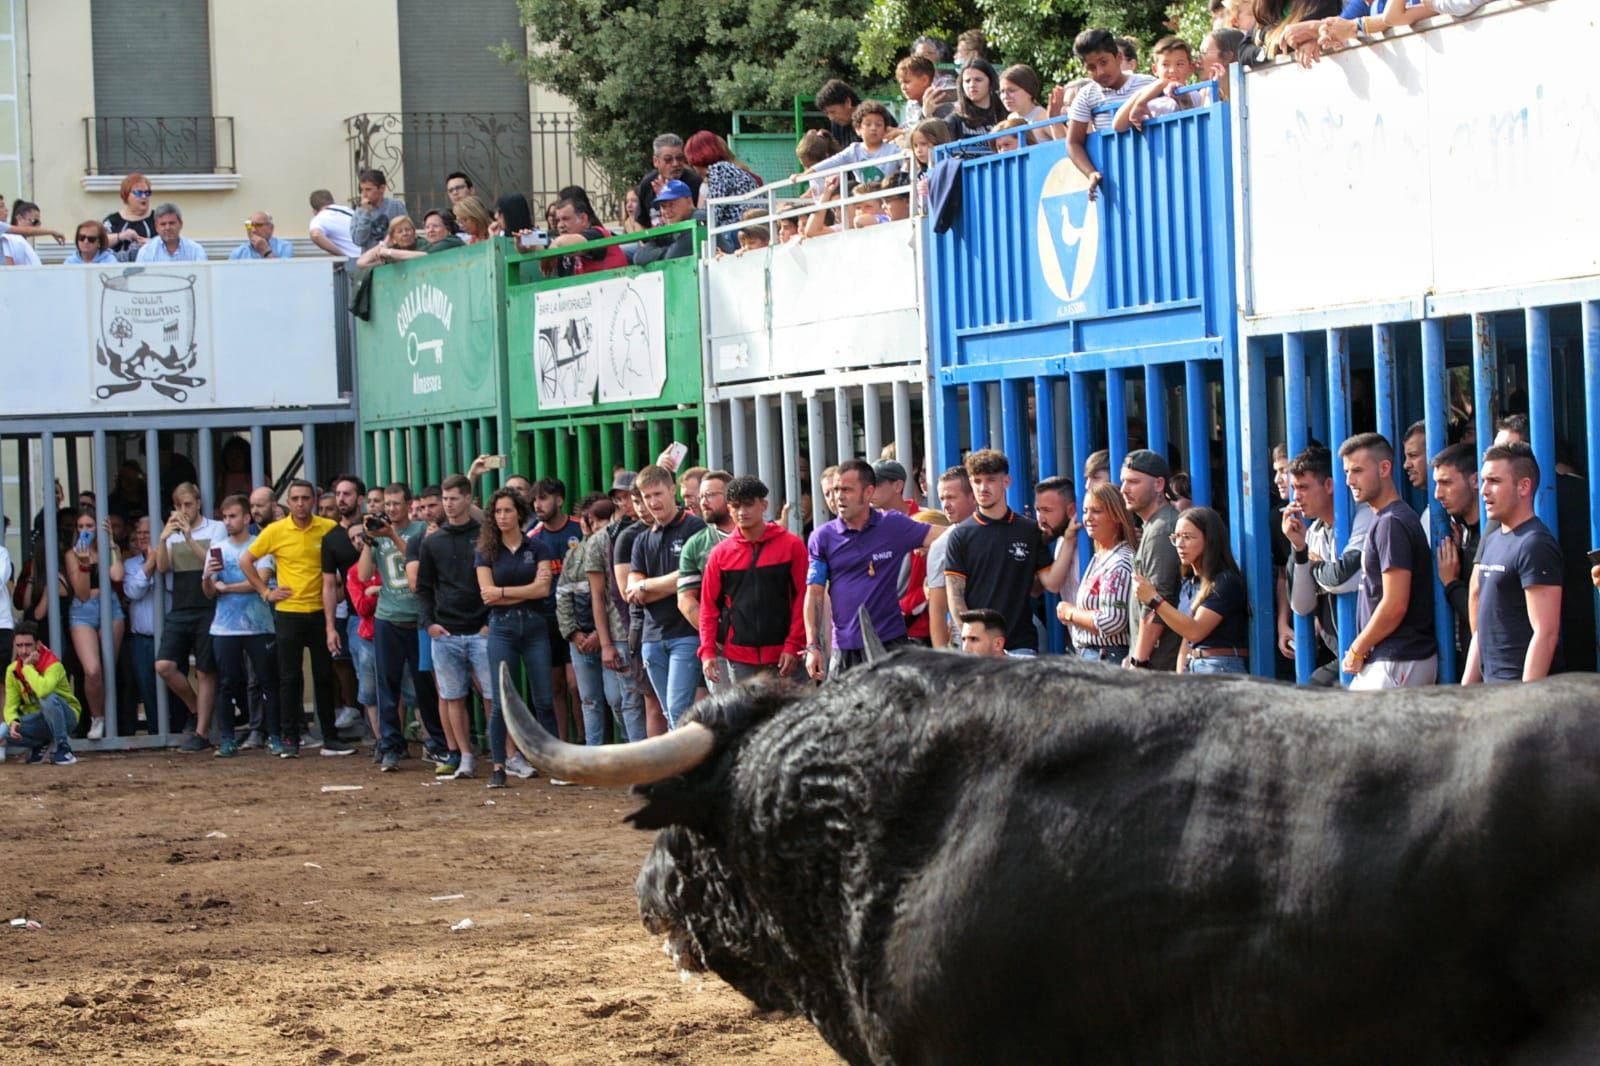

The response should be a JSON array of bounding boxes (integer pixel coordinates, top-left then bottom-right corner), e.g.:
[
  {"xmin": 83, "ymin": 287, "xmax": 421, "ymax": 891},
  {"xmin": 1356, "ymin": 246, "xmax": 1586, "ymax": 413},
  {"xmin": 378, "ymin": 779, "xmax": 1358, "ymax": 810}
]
[{"xmin": 699, "ymin": 476, "xmax": 807, "ymax": 685}]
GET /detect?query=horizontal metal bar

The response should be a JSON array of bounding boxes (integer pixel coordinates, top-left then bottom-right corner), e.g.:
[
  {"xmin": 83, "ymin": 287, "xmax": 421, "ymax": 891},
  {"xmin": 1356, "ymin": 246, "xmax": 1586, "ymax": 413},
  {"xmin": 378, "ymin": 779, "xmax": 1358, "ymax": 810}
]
[
  {"xmin": 0, "ymin": 406, "xmax": 354, "ymax": 434},
  {"xmin": 1241, "ymin": 298, "xmax": 1428, "ymax": 336},
  {"xmin": 1426, "ymin": 276, "xmax": 1600, "ymax": 317},
  {"xmin": 706, "ymin": 364, "xmax": 930, "ymax": 401}
]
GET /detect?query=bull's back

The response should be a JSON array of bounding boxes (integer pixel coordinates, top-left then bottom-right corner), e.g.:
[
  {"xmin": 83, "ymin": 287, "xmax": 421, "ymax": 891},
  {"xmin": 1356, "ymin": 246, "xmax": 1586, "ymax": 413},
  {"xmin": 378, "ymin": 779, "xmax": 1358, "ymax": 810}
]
[{"xmin": 850, "ymin": 656, "xmax": 1600, "ymax": 1064}]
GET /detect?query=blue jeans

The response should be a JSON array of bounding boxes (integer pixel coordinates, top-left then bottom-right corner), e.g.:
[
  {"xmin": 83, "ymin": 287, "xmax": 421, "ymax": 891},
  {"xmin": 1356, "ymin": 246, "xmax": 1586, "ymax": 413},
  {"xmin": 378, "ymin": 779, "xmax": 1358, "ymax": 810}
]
[
  {"xmin": 1186, "ymin": 654, "xmax": 1248, "ymax": 675},
  {"xmin": 486, "ymin": 606, "xmax": 555, "ymax": 765},
  {"xmin": 123, "ymin": 632, "xmax": 160, "ymax": 736},
  {"xmin": 642, "ymin": 635, "xmax": 700, "ymax": 730},
  {"xmin": 571, "ymin": 641, "xmax": 648, "ymax": 745},
  {"xmin": 9, "ymin": 693, "xmax": 75, "ymax": 752},
  {"xmin": 348, "ymin": 614, "xmax": 376, "ymax": 707},
  {"xmin": 1077, "ymin": 645, "xmax": 1128, "ymax": 666},
  {"xmin": 374, "ymin": 618, "xmax": 424, "ymax": 756},
  {"xmin": 432, "ymin": 632, "xmax": 492, "ymax": 700}
]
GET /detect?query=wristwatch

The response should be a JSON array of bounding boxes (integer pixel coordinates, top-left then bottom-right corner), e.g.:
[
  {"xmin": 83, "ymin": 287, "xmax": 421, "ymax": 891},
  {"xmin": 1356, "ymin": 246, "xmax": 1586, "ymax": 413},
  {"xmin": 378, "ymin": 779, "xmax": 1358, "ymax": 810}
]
[{"xmin": 1126, "ymin": 657, "xmax": 1151, "ymax": 669}]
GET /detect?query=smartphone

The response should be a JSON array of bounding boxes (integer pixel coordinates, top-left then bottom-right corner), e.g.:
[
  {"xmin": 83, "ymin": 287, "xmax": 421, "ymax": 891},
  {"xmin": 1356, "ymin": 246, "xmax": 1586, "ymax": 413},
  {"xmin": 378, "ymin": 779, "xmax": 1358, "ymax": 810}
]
[
  {"xmin": 666, "ymin": 441, "xmax": 688, "ymax": 468},
  {"xmin": 517, "ymin": 229, "xmax": 549, "ymax": 250},
  {"xmin": 483, "ymin": 454, "xmax": 508, "ymax": 471},
  {"xmin": 75, "ymin": 530, "xmax": 92, "ymax": 552},
  {"xmin": 208, "ymin": 546, "xmax": 223, "ymax": 568}
]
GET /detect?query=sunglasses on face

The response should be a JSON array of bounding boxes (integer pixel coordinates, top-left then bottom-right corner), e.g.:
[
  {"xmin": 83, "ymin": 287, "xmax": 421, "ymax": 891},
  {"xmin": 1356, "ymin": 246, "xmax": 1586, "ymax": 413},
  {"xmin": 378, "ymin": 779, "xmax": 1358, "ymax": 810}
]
[
  {"xmin": 132, "ymin": 189, "xmax": 152, "ymax": 199},
  {"xmin": 77, "ymin": 234, "xmax": 101, "ymax": 243}
]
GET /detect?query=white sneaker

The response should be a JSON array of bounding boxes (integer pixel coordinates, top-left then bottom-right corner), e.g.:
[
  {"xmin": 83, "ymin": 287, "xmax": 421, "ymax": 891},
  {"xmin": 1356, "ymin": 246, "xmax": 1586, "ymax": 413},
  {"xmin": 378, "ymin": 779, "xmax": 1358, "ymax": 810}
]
[
  {"xmin": 505, "ymin": 752, "xmax": 537, "ymax": 779},
  {"xmin": 87, "ymin": 717, "xmax": 105, "ymax": 740},
  {"xmin": 334, "ymin": 707, "xmax": 362, "ymax": 731}
]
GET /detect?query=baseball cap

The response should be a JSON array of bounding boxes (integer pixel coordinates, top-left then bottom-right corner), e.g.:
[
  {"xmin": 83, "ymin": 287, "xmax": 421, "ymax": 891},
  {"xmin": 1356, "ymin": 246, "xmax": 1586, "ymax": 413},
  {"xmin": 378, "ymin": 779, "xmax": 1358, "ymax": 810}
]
[
  {"xmin": 1121, "ymin": 449, "xmax": 1170, "ymax": 481},
  {"xmin": 654, "ymin": 179, "xmax": 693, "ymax": 203},
  {"xmin": 873, "ymin": 459, "xmax": 909, "ymax": 485},
  {"xmin": 609, "ymin": 471, "xmax": 637, "ymax": 494}
]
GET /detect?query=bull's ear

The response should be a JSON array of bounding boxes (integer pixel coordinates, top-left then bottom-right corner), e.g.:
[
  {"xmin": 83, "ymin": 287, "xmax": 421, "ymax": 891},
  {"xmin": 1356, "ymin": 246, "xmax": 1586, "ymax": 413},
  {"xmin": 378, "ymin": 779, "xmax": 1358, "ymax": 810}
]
[{"xmin": 626, "ymin": 779, "xmax": 717, "ymax": 833}]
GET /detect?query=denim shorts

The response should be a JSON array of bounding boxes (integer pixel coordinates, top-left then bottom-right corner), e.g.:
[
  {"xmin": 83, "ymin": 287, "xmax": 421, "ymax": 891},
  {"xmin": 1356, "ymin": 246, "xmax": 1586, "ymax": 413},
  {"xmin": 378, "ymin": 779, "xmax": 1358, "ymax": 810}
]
[
  {"xmin": 69, "ymin": 594, "xmax": 124, "ymax": 629},
  {"xmin": 348, "ymin": 614, "xmax": 376, "ymax": 706},
  {"xmin": 431, "ymin": 632, "xmax": 491, "ymax": 701}
]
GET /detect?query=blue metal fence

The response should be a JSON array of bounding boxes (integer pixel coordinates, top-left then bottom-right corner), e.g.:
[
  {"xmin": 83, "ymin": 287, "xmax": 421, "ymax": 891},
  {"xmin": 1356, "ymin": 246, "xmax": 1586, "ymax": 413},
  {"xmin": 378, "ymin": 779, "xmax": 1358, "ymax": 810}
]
[{"xmin": 927, "ymin": 95, "xmax": 1261, "ymax": 662}]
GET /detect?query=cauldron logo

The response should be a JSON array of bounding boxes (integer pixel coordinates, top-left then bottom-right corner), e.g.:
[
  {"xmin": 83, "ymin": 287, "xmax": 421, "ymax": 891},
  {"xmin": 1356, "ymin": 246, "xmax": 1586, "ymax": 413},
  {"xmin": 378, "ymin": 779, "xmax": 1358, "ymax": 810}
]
[{"xmin": 94, "ymin": 270, "xmax": 207, "ymax": 402}]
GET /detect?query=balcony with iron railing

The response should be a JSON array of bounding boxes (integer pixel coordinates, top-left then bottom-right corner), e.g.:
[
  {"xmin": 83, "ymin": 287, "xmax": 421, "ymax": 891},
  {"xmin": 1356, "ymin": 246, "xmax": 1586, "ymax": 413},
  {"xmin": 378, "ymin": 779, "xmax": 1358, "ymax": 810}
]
[
  {"xmin": 81, "ymin": 115, "xmax": 238, "ymax": 192},
  {"xmin": 343, "ymin": 110, "xmax": 618, "ymax": 221}
]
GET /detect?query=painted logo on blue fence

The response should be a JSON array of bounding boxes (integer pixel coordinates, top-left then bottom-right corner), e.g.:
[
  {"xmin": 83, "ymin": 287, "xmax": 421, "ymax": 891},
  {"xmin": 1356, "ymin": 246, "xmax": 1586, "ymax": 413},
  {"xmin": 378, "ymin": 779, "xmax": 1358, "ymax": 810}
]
[{"xmin": 1035, "ymin": 157, "xmax": 1101, "ymax": 314}]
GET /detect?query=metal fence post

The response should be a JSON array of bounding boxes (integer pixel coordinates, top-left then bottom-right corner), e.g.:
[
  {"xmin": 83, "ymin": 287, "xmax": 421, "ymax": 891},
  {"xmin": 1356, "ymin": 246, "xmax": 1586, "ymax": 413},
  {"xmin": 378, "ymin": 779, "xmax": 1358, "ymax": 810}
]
[
  {"xmin": 1421, "ymin": 318, "xmax": 1455, "ymax": 682},
  {"xmin": 1284, "ymin": 333, "xmax": 1312, "ymax": 684},
  {"xmin": 1525, "ymin": 306, "xmax": 1557, "ymax": 534}
]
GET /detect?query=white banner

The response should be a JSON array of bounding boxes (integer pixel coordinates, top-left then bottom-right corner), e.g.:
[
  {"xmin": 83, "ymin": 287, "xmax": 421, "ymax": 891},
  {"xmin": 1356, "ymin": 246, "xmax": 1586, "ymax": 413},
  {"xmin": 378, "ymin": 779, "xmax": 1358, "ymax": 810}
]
[
  {"xmin": 532, "ymin": 271, "xmax": 667, "ymax": 410},
  {"xmin": 0, "ymin": 259, "xmax": 341, "ymax": 415},
  {"xmin": 1243, "ymin": 1, "xmax": 1598, "ymax": 317},
  {"xmin": 705, "ymin": 218, "xmax": 925, "ymax": 385}
]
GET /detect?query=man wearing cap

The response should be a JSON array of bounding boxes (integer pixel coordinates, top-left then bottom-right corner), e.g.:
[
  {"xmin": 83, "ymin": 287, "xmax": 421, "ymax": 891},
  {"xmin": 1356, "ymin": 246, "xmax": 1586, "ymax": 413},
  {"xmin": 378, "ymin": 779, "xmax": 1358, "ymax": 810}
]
[
  {"xmin": 1121, "ymin": 449, "xmax": 1183, "ymax": 671},
  {"xmin": 633, "ymin": 180, "xmax": 697, "ymax": 265},
  {"xmin": 870, "ymin": 460, "xmax": 917, "ymax": 515}
]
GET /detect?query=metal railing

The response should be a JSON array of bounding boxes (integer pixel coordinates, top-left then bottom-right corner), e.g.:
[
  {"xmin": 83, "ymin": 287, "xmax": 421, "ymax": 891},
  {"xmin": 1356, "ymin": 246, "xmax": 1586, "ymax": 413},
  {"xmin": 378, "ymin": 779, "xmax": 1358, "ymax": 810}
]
[
  {"xmin": 343, "ymin": 111, "xmax": 618, "ymax": 221},
  {"xmin": 83, "ymin": 116, "xmax": 235, "ymax": 175},
  {"xmin": 704, "ymin": 147, "xmax": 921, "ymax": 251}
]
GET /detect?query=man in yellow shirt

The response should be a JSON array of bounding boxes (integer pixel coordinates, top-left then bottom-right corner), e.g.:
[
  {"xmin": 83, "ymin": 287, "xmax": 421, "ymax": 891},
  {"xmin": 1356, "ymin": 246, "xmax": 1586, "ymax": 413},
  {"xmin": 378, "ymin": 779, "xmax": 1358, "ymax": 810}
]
[
  {"xmin": 241, "ymin": 479, "xmax": 352, "ymax": 758},
  {"xmin": 2, "ymin": 623, "xmax": 82, "ymax": 765}
]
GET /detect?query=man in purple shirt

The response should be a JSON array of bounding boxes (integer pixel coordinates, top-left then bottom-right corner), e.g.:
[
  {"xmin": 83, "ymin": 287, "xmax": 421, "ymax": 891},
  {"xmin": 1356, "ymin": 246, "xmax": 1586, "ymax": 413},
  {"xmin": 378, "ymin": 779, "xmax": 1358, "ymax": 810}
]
[{"xmin": 805, "ymin": 458, "xmax": 943, "ymax": 680}]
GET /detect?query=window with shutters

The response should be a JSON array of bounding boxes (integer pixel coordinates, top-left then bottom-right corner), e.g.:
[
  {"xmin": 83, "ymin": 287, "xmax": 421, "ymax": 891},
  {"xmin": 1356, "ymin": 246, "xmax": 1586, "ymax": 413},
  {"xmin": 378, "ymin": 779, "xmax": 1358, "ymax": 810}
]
[{"xmin": 86, "ymin": 0, "xmax": 232, "ymax": 176}]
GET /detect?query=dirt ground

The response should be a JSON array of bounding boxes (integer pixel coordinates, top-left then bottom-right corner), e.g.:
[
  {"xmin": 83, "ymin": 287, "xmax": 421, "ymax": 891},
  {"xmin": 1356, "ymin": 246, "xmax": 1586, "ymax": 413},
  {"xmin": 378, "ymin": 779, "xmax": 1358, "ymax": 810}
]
[{"xmin": 0, "ymin": 746, "xmax": 839, "ymax": 1065}]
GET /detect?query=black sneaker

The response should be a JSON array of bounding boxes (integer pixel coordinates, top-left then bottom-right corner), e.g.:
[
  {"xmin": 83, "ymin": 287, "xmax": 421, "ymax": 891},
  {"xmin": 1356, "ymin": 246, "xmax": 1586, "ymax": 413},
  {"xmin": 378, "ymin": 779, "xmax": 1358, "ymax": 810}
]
[
  {"xmin": 487, "ymin": 768, "xmax": 507, "ymax": 789},
  {"xmin": 379, "ymin": 751, "xmax": 399, "ymax": 773},
  {"xmin": 320, "ymin": 742, "xmax": 357, "ymax": 757},
  {"xmin": 280, "ymin": 739, "xmax": 301, "ymax": 759},
  {"xmin": 178, "ymin": 733, "xmax": 212, "ymax": 753},
  {"xmin": 25, "ymin": 748, "xmax": 46, "ymax": 764}
]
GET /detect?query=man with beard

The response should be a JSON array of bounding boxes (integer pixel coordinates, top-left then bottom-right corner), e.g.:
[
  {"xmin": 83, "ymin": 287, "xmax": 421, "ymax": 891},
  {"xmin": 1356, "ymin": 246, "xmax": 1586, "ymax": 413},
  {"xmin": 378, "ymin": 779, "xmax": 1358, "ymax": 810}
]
[
  {"xmin": 924, "ymin": 466, "xmax": 977, "ymax": 648},
  {"xmin": 674, "ymin": 471, "xmax": 734, "ymax": 690},
  {"xmin": 530, "ymin": 478, "xmax": 583, "ymax": 743},
  {"xmin": 1429, "ymin": 442, "xmax": 1482, "ymax": 665},
  {"xmin": 1033, "ymin": 474, "xmax": 1083, "ymax": 640},
  {"xmin": 319, "ymin": 474, "xmax": 368, "ymax": 744},
  {"xmin": 1120, "ymin": 450, "xmax": 1182, "ymax": 672}
]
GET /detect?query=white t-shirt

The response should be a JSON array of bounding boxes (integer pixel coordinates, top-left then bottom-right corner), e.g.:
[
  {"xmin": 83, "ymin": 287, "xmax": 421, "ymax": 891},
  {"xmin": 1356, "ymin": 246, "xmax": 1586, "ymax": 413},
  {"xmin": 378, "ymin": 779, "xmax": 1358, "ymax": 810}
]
[
  {"xmin": 1070, "ymin": 73, "xmax": 1158, "ymax": 131},
  {"xmin": 310, "ymin": 205, "xmax": 359, "ymax": 257},
  {"xmin": 0, "ymin": 545, "xmax": 13, "ymax": 629},
  {"xmin": 2, "ymin": 235, "xmax": 40, "ymax": 266}
]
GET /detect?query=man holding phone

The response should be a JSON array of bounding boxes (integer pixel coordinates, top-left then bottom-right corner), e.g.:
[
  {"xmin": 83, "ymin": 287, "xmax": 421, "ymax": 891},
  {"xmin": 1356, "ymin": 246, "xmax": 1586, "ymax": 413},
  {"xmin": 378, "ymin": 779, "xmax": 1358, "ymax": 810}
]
[
  {"xmin": 203, "ymin": 495, "xmax": 279, "ymax": 757},
  {"xmin": 356, "ymin": 484, "xmax": 431, "ymax": 772},
  {"xmin": 155, "ymin": 482, "xmax": 226, "ymax": 751}
]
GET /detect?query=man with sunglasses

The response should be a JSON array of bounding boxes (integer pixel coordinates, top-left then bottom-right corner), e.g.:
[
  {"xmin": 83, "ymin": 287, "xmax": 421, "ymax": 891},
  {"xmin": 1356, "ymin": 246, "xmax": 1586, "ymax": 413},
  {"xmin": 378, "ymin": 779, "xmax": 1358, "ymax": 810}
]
[
  {"xmin": 631, "ymin": 133, "xmax": 703, "ymax": 231},
  {"xmin": 229, "ymin": 212, "xmax": 294, "ymax": 260}
]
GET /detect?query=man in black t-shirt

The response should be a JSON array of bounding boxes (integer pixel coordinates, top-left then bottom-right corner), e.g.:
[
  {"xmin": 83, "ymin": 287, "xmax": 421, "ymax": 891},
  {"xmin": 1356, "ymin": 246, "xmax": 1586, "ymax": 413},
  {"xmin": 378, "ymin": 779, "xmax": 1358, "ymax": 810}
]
[
  {"xmin": 1463, "ymin": 443, "xmax": 1562, "ymax": 684},
  {"xmin": 942, "ymin": 450, "xmax": 1052, "ymax": 655},
  {"xmin": 1339, "ymin": 433, "xmax": 1436, "ymax": 689},
  {"xmin": 626, "ymin": 465, "xmax": 706, "ymax": 729},
  {"xmin": 320, "ymin": 474, "xmax": 367, "ymax": 741}
]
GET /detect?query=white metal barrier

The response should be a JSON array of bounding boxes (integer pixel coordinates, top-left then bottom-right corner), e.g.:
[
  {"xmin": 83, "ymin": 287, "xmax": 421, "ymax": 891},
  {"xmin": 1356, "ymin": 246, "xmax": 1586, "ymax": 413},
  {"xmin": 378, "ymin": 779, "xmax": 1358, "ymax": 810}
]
[{"xmin": 1238, "ymin": 0, "xmax": 1594, "ymax": 326}]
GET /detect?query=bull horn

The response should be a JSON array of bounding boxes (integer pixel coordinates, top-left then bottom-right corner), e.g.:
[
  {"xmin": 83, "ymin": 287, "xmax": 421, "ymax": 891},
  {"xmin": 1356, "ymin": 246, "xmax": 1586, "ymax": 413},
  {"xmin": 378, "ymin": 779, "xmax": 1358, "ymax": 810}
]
[
  {"xmin": 498, "ymin": 662, "xmax": 715, "ymax": 787},
  {"xmin": 859, "ymin": 604, "xmax": 887, "ymax": 663}
]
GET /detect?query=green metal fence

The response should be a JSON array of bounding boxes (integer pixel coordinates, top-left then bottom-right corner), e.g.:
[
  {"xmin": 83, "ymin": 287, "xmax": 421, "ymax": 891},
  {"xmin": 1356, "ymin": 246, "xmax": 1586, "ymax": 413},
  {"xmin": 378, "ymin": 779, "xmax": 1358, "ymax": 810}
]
[
  {"xmin": 505, "ymin": 223, "xmax": 708, "ymax": 496},
  {"xmin": 354, "ymin": 240, "xmax": 513, "ymax": 491}
]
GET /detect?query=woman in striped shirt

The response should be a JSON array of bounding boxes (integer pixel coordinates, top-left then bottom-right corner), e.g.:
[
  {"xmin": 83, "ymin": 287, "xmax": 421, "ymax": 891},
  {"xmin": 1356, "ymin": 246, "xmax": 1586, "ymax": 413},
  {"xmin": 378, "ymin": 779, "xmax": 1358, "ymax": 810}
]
[{"xmin": 1058, "ymin": 482, "xmax": 1138, "ymax": 663}]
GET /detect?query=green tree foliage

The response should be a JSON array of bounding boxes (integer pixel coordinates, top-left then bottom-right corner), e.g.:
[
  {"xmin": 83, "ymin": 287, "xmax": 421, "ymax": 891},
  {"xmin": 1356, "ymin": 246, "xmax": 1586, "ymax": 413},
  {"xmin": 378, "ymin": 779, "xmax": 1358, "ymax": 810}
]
[
  {"xmin": 858, "ymin": 0, "xmax": 1213, "ymax": 81},
  {"xmin": 508, "ymin": 0, "xmax": 868, "ymax": 202}
]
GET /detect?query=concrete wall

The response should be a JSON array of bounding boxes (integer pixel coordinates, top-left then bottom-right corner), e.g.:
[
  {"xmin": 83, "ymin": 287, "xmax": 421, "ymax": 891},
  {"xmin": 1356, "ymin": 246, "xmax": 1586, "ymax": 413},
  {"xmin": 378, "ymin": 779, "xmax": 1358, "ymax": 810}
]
[{"xmin": 22, "ymin": 0, "xmax": 579, "ymax": 243}]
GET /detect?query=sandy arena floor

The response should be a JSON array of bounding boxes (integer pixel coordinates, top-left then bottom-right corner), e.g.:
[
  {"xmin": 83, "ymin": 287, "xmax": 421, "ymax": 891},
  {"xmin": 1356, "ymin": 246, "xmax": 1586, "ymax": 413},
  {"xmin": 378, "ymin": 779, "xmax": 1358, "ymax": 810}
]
[{"xmin": 0, "ymin": 746, "xmax": 838, "ymax": 1065}]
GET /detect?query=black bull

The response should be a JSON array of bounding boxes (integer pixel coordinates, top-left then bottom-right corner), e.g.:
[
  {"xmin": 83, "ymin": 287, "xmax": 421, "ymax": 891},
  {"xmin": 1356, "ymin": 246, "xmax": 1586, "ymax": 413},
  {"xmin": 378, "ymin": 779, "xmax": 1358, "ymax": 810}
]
[{"xmin": 502, "ymin": 649, "xmax": 1600, "ymax": 1065}]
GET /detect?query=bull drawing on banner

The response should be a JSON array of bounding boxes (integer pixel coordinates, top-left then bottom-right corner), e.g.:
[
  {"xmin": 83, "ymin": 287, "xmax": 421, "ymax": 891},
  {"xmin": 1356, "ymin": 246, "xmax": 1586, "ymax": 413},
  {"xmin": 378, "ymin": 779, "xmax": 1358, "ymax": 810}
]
[
  {"xmin": 94, "ymin": 270, "xmax": 206, "ymax": 402},
  {"xmin": 504, "ymin": 618, "xmax": 1600, "ymax": 1065}
]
